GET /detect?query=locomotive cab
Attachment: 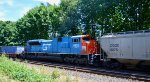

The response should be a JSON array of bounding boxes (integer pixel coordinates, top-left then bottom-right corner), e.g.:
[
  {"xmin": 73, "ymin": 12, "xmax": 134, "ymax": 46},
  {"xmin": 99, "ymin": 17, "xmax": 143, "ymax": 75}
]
[
  {"xmin": 26, "ymin": 40, "xmax": 42, "ymax": 52},
  {"xmin": 81, "ymin": 35, "xmax": 100, "ymax": 55},
  {"xmin": 65, "ymin": 35, "xmax": 100, "ymax": 65}
]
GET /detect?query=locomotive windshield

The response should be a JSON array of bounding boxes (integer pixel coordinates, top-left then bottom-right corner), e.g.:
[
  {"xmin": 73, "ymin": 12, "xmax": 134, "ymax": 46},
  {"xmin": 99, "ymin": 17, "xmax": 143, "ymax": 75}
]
[
  {"xmin": 28, "ymin": 41, "xmax": 41, "ymax": 45},
  {"xmin": 82, "ymin": 37, "xmax": 90, "ymax": 41}
]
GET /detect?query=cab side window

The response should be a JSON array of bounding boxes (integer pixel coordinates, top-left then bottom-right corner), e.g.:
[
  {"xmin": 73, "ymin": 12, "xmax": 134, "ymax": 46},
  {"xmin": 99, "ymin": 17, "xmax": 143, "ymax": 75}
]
[
  {"xmin": 72, "ymin": 38, "xmax": 80, "ymax": 42},
  {"xmin": 28, "ymin": 42, "xmax": 41, "ymax": 45},
  {"xmin": 58, "ymin": 38, "xmax": 62, "ymax": 42},
  {"xmin": 82, "ymin": 37, "xmax": 90, "ymax": 41}
]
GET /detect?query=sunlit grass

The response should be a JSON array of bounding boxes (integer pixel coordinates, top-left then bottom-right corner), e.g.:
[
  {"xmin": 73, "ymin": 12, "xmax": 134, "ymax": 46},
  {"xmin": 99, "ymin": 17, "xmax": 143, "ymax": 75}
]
[
  {"xmin": 0, "ymin": 55, "xmax": 97, "ymax": 82},
  {"xmin": 0, "ymin": 55, "xmax": 75, "ymax": 82},
  {"xmin": 0, "ymin": 70, "xmax": 19, "ymax": 82},
  {"xmin": 0, "ymin": 55, "xmax": 53, "ymax": 82}
]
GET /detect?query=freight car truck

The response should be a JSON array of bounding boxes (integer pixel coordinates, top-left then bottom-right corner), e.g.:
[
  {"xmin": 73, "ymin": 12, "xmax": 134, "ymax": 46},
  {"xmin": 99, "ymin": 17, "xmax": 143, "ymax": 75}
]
[{"xmin": 100, "ymin": 30, "xmax": 150, "ymax": 68}]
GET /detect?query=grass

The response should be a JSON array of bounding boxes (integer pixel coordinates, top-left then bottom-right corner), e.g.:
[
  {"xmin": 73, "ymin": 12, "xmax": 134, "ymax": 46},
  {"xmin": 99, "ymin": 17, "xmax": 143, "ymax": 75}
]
[
  {"xmin": 0, "ymin": 55, "xmax": 54, "ymax": 82},
  {"xmin": 2, "ymin": 55, "xmax": 131, "ymax": 82},
  {"xmin": 0, "ymin": 55, "xmax": 84, "ymax": 82},
  {"xmin": 0, "ymin": 70, "xmax": 19, "ymax": 82}
]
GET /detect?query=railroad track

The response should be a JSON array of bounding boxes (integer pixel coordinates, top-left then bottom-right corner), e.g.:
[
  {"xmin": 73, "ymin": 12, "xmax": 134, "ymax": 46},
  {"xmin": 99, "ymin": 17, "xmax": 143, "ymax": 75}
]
[{"xmin": 21, "ymin": 59, "xmax": 150, "ymax": 82}]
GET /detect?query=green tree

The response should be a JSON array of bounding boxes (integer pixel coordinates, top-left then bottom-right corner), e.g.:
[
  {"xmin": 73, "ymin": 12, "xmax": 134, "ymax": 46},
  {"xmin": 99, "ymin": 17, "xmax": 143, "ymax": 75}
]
[
  {"xmin": 16, "ymin": 4, "xmax": 61, "ymax": 45},
  {"xmin": 78, "ymin": 0, "xmax": 103, "ymax": 35},
  {"xmin": 59, "ymin": 0, "xmax": 81, "ymax": 36},
  {"xmin": 0, "ymin": 21, "xmax": 17, "ymax": 46},
  {"xmin": 104, "ymin": 0, "xmax": 150, "ymax": 33}
]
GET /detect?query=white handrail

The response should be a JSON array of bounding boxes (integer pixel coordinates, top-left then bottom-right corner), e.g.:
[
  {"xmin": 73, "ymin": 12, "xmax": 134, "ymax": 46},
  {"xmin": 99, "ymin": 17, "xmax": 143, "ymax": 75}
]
[{"xmin": 105, "ymin": 30, "xmax": 150, "ymax": 35}]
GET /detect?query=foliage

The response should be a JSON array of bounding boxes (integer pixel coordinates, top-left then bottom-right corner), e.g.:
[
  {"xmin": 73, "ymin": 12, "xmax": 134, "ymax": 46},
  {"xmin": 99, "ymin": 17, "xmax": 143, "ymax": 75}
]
[
  {"xmin": 59, "ymin": 0, "xmax": 81, "ymax": 36},
  {"xmin": 99, "ymin": 0, "xmax": 150, "ymax": 33},
  {"xmin": 16, "ymin": 4, "xmax": 61, "ymax": 45},
  {"xmin": 1, "ymin": 0, "xmax": 150, "ymax": 45},
  {"xmin": 0, "ymin": 71, "xmax": 19, "ymax": 82},
  {"xmin": 0, "ymin": 21, "xmax": 17, "ymax": 46}
]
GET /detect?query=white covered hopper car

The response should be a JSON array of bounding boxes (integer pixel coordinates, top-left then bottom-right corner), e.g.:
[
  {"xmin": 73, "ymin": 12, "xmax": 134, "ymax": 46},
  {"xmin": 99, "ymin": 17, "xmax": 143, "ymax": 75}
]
[{"xmin": 100, "ymin": 30, "xmax": 150, "ymax": 67}]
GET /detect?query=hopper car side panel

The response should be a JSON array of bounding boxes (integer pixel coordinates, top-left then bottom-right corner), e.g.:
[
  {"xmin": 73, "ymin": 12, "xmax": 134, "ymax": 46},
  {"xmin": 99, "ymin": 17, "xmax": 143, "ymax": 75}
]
[
  {"xmin": 100, "ymin": 38, "xmax": 110, "ymax": 57},
  {"xmin": 101, "ymin": 31, "xmax": 150, "ymax": 66},
  {"xmin": 133, "ymin": 37, "xmax": 146, "ymax": 59},
  {"xmin": 108, "ymin": 38, "xmax": 120, "ymax": 58},
  {"xmin": 101, "ymin": 34, "xmax": 150, "ymax": 60},
  {"xmin": 120, "ymin": 37, "xmax": 132, "ymax": 59},
  {"xmin": 146, "ymin": 37, "xmax": 150, "ymax": 58}
]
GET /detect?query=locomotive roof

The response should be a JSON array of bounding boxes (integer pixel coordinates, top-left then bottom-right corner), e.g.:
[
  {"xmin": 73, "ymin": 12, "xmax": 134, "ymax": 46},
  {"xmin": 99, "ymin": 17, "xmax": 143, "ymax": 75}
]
[
  {"xmin": 71, "ymin": 35, "xmax": 90, "ymax": 38},
  {"xmin": 27, "ymin": 39, "xmax": 52, "ymax": 42}
]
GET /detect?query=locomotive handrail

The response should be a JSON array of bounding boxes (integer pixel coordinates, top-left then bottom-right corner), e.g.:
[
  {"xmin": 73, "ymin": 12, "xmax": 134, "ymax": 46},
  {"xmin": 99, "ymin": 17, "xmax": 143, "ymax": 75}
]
[{"xmin": 105, "ymin": 30, "xmax": 150, "ymax": 35}]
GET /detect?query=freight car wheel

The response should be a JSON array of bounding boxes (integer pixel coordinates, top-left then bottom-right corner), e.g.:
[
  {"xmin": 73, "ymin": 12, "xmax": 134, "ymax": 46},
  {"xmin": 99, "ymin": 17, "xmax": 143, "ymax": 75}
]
[
  {"xmin": 136, "ymin": 61, "xmax": 150, "ymax": 71},
  {"xmin": 103, "ymin": 60, "xmax": 123, "ymax": 69}
]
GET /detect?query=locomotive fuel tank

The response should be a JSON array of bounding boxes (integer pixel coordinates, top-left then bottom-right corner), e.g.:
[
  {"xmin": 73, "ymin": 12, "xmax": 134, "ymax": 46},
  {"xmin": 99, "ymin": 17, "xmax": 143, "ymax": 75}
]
[{"xmin": 100, "ymin": 30, "xmax": 150, "ymax": 66}]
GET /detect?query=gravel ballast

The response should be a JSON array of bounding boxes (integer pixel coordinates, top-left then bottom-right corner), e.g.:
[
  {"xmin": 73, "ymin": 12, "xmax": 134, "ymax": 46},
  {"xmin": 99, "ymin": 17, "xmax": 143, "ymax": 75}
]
[{"xmin": 23, "ymin": 62, "xmax": 143, "ymax": 82}]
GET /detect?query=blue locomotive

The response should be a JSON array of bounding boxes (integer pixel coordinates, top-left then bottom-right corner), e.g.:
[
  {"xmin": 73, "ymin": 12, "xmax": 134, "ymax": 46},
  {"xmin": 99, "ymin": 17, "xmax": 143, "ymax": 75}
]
[{"xmin": 24, "ymin": 35, "xmax": 100, "ymax": 64}]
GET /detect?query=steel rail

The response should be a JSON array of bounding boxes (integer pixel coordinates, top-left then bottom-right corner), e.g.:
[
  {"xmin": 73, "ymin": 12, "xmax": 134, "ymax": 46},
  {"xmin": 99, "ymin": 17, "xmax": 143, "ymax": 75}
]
[{"xmin": 20, "ymin": 60, "xmax": 150, "ymax": 82}]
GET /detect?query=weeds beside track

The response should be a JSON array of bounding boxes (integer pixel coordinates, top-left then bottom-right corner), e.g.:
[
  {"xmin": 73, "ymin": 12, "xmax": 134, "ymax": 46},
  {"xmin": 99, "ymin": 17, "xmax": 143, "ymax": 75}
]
[{"xmin": 0, "ymin": 56, "xmax": 60, "ymax": 82}]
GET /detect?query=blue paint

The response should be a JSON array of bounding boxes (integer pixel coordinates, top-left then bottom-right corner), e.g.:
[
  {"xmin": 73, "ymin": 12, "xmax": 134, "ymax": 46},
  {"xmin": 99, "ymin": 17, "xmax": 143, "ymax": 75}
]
[
  {"xmin": 26, "ymin": 35, "xmax": 83, "ymax": 55},
  {"xmin": 52, "ymin": 38, "xmax": 58, "ymax": 53},
  {"xmin": 57, "ymin": 36, "xmax": 71, "ymax": 53},
  {"xmin": 70, "ymin": 36, "xmax": 82, "ymax": 54},
  {"xmin": 26, "ymin": 39, "xmax": 52, "ymax": 53},
  {"xmin": 0, "ymin": 46, "xmax": 24, "ymax": 54}
]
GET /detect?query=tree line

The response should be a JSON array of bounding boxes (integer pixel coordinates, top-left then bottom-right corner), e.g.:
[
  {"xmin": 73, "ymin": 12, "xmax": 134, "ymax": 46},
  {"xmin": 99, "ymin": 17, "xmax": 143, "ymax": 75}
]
[{"xmin": 0, "ymin": 0, "xmax": 150, "ymax": 46}]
